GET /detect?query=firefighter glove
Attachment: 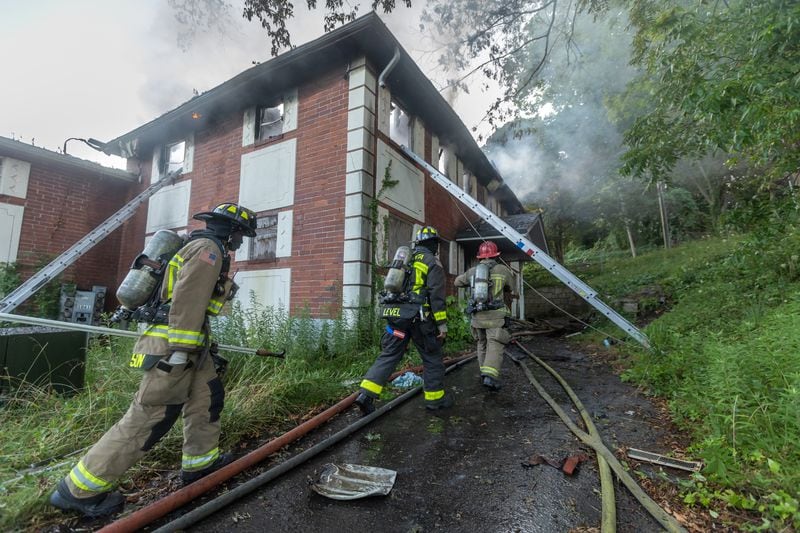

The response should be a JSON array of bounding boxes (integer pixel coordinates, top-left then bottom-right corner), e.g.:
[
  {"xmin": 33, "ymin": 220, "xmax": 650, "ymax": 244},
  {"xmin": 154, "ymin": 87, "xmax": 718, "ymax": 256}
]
[{"xmin": 437, "ymin": 324, "xmax": 448, "ymax": 340}]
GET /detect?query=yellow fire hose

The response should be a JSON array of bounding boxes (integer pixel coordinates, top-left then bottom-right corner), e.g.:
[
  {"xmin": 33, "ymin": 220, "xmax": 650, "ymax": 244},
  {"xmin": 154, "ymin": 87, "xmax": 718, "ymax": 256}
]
[{"xmin": 510, "ymin": 338, "xmax": 686, "ymax": 533}]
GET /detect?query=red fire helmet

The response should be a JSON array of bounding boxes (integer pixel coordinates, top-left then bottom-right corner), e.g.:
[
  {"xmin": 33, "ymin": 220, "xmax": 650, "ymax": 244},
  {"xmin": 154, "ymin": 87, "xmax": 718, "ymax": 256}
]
[{"xmin": 477, "ymin": 241, "xmax": 500, "ymax": 259}]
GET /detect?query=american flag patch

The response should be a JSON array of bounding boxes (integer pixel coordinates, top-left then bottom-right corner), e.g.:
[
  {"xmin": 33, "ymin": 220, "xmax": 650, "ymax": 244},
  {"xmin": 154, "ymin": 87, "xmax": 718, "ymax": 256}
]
[{"xmin": 200, "ymin": 250, "xmax": 217, "ymax": 266}]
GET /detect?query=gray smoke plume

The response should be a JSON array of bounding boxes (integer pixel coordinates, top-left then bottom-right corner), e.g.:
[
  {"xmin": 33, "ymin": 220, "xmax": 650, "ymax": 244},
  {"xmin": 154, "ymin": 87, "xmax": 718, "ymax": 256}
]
[{"xmin": 484, "ymin": 9, "xmax": 638, "ymax": 213}]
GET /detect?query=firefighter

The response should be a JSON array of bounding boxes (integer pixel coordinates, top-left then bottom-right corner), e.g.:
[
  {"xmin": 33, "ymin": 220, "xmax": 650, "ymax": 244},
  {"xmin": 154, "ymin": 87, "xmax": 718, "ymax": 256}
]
[
  {"xmin": 49, "ymin": 202, "xmax": 257, "ymax": 518},
  {"xmin": 454, "ymin": 240, "xmax": 517, "ymax": 391},
  {"xmin": 355, "ymin": 226, "xmax": 452, "ymax": 414}
]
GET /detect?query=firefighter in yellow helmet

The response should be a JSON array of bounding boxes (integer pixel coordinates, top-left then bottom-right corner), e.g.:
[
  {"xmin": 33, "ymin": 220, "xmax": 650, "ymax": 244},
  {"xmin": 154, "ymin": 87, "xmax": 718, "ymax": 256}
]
[
  {"xmin": 355, "ymin": 225, "xmax": 452, "ymax": 414},
  {"xmin": 49, "ymin": 203, "xmax": 257, "ymax": 518},
  {"xmin": 454, "ymin": 240, "xmax": 517, "ymax": 391}
]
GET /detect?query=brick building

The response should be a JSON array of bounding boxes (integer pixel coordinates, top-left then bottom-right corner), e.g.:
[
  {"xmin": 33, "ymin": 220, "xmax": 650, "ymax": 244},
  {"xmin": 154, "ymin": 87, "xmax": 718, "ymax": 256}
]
[
  {"xmin": 2, "ymin": 14, "xmax": 547, "ymax": 320},
  {"xmin": 0, "ymin": 137, "xmax": 137, "ymax": 307}
]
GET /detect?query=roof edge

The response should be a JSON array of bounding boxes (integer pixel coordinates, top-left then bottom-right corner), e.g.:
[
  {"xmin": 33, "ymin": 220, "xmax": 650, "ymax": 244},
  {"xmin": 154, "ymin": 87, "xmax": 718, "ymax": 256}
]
[{"xmin": 0, "ymin": 137, "xmax": 138, "ymax": 183}]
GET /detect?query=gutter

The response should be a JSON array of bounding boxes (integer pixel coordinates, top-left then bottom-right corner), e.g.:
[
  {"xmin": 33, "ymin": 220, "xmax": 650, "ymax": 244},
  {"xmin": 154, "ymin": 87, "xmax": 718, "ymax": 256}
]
[{"xmin": 378, "ymin": 47, "xmax": 401, "ymax": 88}]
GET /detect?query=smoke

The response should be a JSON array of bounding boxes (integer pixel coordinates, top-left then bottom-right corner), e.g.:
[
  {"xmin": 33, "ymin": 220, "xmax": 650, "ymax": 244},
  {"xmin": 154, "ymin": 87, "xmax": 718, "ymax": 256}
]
[
  {"xmin": 137, "ymin": 1, "xmax": 432, "ymax": 121},
  {"xmin": 484, "ymin": 9, "xmax": 638, "ymax": 214}
]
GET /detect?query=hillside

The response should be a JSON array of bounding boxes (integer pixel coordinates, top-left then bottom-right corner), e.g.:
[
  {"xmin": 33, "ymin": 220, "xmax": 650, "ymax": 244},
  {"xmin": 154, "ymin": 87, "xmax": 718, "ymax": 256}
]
[{"xmin": 526, "ymin": 216, "xmax": 800, "ymax": 529}]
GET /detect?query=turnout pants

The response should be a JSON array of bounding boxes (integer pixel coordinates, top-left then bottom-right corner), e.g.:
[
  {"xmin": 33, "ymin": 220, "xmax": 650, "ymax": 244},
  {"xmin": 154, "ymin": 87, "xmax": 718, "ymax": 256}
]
[
  {"xmin": 64, "ymin": 352, "xmax": 224, "ymax": 498},
  {"xmin": 473, "ymin": 326, "xmax": 511, "ymax": 380},
  {"xmin": 359, "ymin": 319, "xmax": 447, "ymax": 407}
]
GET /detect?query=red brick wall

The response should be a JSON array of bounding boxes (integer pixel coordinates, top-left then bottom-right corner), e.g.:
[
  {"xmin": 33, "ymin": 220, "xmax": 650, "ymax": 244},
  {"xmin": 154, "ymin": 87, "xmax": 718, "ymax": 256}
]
[
  {"xmin": 125, "ymin": 66, "xmax": 350, "ymax": 318},
  {"xmin": 289, "ymin": 70, "xmax": 349, "ymax": 316},
  {"xmin": 1, "ymin": 163, "xmax": 134, "ymax": 311}
]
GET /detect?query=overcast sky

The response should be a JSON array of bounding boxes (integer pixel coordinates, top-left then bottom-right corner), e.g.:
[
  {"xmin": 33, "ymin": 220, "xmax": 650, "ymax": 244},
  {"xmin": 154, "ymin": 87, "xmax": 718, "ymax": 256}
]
[{"xmin": 0, "ymin": 0, "xmax": 497, "ymax": 169}]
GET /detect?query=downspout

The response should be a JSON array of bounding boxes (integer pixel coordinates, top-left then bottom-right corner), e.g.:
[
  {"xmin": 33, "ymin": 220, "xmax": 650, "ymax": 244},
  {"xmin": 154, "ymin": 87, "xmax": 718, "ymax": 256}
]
[{"xmin": 378, "ymin": 47, "xmax": 401, "ymax": 88}]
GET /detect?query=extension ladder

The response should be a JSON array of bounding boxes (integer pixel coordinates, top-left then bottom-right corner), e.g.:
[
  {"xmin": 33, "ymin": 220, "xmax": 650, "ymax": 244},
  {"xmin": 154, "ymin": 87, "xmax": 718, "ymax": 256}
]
[
  {"xmin": 400, "ymin": 146, "xmax": 650, "ymax": 349},
  {"xmin": 0, "ymin": 169, "xmax": 181, "ymax": 314}
]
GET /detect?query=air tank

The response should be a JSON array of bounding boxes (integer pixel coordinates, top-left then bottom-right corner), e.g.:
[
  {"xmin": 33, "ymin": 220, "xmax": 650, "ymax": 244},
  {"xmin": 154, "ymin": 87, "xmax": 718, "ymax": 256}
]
[
  {"xmin": 383, "ymin": 246, "xmax": 411, "ymax": 294},
  {"xmin": 116, "ymin": 230, "xmax": 184, "ymax": 310},
  {"xmin": 472, "ymin": 262, "xmax": 490, "ymax": 306}
]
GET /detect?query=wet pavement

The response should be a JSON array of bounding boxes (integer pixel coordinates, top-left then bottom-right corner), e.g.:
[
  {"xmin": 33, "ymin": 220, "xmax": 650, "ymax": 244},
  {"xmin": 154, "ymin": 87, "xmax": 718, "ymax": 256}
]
[{"xmin": 172, "ymin": 336, "xmax": 675, "ymax": 533}]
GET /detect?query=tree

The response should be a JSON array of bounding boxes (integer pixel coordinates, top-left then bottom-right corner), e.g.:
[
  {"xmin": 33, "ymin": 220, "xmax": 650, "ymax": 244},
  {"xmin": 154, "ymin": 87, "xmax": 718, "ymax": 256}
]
[
  {"xmin": 242, "ymin": 0, "xmax": 411, "ymax": 55},
  {"xmin": 621, "ymin": 0, "xmax": 800, "ymax": 181}
]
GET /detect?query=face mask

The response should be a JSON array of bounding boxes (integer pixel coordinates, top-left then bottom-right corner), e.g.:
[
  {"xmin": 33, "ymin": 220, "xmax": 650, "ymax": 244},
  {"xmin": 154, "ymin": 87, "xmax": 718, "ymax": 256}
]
[{"xmin": 228, "ymin": 230, "xmax": 244, "ymax": 251}]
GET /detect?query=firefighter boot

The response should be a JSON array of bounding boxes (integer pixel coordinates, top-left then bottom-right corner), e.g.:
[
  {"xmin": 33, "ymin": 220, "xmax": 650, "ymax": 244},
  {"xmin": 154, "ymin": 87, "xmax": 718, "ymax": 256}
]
[
  {"xmin": 49, "ymin": 479, "xmax": 125, "ymax": 518},
  {"xmin": 425, "ymin": 393, "xmax": 454, "ymax": 411},
  {"xmin": 181, "ymin": 452, "xmax": 235, "ymax": 486},
  {"xmin": 354, "ymin": 392, "xmax": 376, "ymax": 416},
  {"xmin": 482, "ymin": 376, "xmax": 502, "ymax": 391}
]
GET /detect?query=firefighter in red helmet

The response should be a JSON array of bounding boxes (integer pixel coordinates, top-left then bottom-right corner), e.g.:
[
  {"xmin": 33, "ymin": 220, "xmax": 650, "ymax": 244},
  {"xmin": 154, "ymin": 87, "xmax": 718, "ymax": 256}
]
[
  {"xmin": 49, "ymin": 202, "xmax": 256, "ymax": 518},
  {"xmin": 454, "ymin": 240, "xmax": 517, "ymax": 391}
]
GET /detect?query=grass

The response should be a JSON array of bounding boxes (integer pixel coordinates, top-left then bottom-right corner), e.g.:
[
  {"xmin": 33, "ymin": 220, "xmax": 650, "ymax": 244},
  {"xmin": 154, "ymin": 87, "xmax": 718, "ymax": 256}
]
[
  {"xmin": 0, "ymin": 297, "xmax": 472, "ymax": 530},
  {"xmin": 549, "ymin": 210, "xmax": 800, "ymax": 529}
]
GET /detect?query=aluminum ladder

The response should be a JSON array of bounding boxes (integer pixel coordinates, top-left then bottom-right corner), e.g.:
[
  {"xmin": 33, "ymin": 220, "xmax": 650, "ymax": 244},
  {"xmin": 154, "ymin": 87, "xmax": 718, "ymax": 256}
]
[
  {"xmin": 400, "ymin": 146, "xmax": 650, "ymax": 349},
  {"xmin": 0, "ymin": 169, "xmax": 181, "ymax": 314}
]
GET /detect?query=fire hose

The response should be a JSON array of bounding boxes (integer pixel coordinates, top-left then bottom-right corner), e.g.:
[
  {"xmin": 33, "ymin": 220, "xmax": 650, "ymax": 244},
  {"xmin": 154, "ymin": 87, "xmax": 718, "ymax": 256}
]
[
  {"xmin": 509, "ymin": 338, "xmax": 686, "ymax": 533},
  {"xmin": 0, "ymin": 312, "xmax": 285, "ymax": 358}
]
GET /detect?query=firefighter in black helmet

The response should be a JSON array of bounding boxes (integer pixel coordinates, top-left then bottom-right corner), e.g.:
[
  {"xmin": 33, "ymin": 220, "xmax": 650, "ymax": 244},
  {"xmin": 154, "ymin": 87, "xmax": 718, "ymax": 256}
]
[
  {"xmin": 355, "ymin": 225, "xmax": 452, "ymax": 414},
  {"xmin": 50, "ymin": 202, "xmax": 256, "ymax": 518}
]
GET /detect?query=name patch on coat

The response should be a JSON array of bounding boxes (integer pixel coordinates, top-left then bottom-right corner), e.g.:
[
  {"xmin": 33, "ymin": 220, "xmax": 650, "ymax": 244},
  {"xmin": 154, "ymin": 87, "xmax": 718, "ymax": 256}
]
[{"xmin": 200, "ymin": 250, "xmax": 218, "ymax": 266}]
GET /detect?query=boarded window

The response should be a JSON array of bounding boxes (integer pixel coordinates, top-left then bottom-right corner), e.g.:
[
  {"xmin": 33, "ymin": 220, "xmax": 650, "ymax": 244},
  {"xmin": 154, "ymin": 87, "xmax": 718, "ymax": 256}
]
[
  {"xmin": 239, "ymin": 138, "xmax": 296, "ymax": 212},
  {"xmin": 376, "ymin": 140, "xmax": 424, "ymax": 220},
  {"xmin": 249, "ymin": 214, "xmax": 278, "ymax": 261},
  {"xmin": 386, "ymin": 215, "xmax": 413, "ymax": 260},
  {"xmin": 0, "ymin": 202, "xmax": 24, "ymax": 264},
  {"xmin": 146, "ymin": 180, "xmax": 192, "ymax": 233}
]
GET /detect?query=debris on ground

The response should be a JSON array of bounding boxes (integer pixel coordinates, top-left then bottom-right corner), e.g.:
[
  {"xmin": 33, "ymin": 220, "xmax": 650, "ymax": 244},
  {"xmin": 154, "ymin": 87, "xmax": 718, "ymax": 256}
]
[
  {"xmin": 391, "ymin": 371, "xmax": 423, "ymax": 389},
  {"xmin": 626, "ymin": 448, "xmax": 703, "ymax": 472},
  {"xmin": 311, "ymin": 463, "xmax": 397, "ymax": 500}
]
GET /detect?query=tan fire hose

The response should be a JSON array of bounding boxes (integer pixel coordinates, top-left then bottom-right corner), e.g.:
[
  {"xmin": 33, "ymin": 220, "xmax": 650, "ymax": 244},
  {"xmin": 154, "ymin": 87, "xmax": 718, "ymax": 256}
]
[{"xmin": 510, "ymin": 338, "xmax": 686, "ymax": 533}]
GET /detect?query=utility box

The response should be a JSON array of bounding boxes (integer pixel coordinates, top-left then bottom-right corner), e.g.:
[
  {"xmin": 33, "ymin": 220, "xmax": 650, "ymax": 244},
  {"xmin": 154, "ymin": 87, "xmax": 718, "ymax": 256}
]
[
  {"xmin": 0, "ymin": 327, "xmax": 88, "ymax": 395},
  {"xmin": 60, "ymin": 285, "xmax": 106, "ymax": 325}
]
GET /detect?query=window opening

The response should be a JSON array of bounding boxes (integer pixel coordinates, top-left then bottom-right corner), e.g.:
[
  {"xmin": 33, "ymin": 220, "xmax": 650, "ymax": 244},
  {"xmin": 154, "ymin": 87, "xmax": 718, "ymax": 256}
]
[
  {"xmin": 165, "ymin": 140, "xmax": 185, "ymax": 175},
  {"xmin": 386, "ymin": 215, "xmax": 413, "ymax": 261},
  {"xmin": 462, "ymin": 173, "xmax": 472, "ymax": 196},
  {"xmin": 389, "ymin": 101, "xmax": 411, "ymax": 147},
  {"xmin": 438, "ymin": 147, "xmax": 449, "ymax": 177},
  {"xmin": 257, "ymin": 103, "xmax": 284, "ymax": 141},
  {"xmin": 438, "ymin": 240, "xmax": 450, "ymax": 272}
]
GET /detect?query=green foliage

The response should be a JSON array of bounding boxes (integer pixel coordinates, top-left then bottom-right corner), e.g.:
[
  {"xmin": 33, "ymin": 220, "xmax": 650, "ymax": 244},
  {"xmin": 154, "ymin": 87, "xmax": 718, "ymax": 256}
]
[
  {"xmin": 0, "ymin": 262, "xmax": 20, "ymax": 299},
  {"xmin": 442, "ymin": 295, "xmax": 473, "ymax": 351},
  {"xmin": 622, "ymin": 0, "xmax": 800, "ymax": 180}
]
